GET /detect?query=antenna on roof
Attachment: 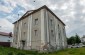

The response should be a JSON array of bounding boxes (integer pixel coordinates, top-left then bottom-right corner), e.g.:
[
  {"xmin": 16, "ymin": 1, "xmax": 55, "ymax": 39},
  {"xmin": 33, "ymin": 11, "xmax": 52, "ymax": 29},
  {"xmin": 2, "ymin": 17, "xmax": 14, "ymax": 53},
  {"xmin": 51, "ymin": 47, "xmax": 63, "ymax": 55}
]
[
  {"xmin": 17, "ymin": 14, "xmax": 19, "ymax": 21},
  {"xmin": 33, "ymin": 0, "xmax": 35, "ymax": 2},
  {"xmin": 17, "ymin": 14, "xmax": 19, "ymax": 23},
  {"xmin": 18, "ymin": 14, "xmax": 19, "ymax": 18}
]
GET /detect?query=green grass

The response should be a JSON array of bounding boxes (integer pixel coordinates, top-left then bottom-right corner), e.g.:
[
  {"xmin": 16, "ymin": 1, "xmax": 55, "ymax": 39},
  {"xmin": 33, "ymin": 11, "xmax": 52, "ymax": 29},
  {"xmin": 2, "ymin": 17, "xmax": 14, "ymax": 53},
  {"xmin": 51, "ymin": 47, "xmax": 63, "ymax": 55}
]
[{"xmin": 0, "ymin": 46, "xmax": 85, "ymax": 55}]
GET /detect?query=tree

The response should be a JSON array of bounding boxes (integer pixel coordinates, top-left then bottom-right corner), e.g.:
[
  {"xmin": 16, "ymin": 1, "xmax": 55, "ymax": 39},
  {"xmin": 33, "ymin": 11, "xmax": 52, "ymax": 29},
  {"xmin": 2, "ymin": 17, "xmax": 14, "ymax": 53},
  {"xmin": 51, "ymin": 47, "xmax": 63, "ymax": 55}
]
[
  {"xmin": 67, "ymin": 36, "xmax": 76, "ymax": 45},
  {"xmin": 75, "ymin": 34, "xmax": 81, "ymax": 44},
  {"xmin": 67, "ymin": 34, "xmax": 81, "ymax": 45}
]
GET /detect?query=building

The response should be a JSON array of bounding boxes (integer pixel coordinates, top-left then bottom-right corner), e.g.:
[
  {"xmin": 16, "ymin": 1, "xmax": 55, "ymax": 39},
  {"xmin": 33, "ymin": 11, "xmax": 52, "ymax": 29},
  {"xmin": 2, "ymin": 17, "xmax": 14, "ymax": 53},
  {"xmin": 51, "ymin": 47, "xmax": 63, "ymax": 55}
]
[
  {"xmin": 0, "ymin": 32, "xmax": 12, "ymax": 47},
  {"xmin": 81, "ymin": 35, "xmax": 85, "ymax": 43},
  {"xmin": 12, "ymin": 5, "xmax": 67, "ymax": 51}
]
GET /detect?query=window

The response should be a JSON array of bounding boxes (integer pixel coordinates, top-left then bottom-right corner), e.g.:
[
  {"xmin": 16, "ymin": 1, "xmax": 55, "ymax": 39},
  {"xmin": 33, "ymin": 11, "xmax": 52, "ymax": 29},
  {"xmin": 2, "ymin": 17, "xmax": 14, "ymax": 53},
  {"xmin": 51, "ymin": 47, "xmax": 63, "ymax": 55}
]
[
  {"xmin": 58, "ymin": 24, "xmax": 59, "ymax": 32},
  {"xmin": 24, "ymin": 32, "xmax": 26, "ymax": 37},
  {"xmin": 50, "ymin": 19, "xmax": 53, "ymax": 26},
  {"xmin": 59, "ymin": 33, "xmax": 60, "ymax": 39},
  {"xmin": 63, "ymin": 28, "xmax": 65, "ymax": 36},
  {"xmin": 34, "ymin": 30, "xmax": 37, "ymax": 36},
  {"xmin": 16, "ymin": 26, "xmax": 18, "ymax": 37},
  {"xmin": 24, "ymin": 22, "xmax": 26, "ymax": 27},
  {"xmin": 8, "ymin": 40, "xmax": 10, "ymax": 42},
  {"xmin": 51, "ymin": 30, "xmax": 54, "ymax": 36},
  {"xmin": 35, "ymin": 18, "xmax": 38, "ymax": 25},
  {"xmin": 58, "ymin": 24, "xmax": 59, "ymax": 29}
]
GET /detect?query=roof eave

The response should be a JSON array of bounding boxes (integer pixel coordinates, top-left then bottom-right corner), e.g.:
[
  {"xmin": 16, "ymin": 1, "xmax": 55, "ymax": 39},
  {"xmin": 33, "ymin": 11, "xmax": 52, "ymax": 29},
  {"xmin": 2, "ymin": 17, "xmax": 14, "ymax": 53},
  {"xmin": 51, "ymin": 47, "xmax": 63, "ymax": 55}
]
[{"xmin": 13, "ymin": 5, "xmax": 66, "ymax": 26}]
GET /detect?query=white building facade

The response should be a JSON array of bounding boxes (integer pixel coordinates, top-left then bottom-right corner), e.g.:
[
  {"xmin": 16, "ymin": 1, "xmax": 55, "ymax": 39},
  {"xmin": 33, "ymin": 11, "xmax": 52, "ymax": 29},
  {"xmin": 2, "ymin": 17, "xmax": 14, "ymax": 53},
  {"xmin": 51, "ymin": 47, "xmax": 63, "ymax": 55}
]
[
  {"xmin": 12, "ymin": 5, "xmax": 67, "ymax": 51},
  {"xmin": 81, "ymin": 35, "xmax": 85, "ymax": 43}
]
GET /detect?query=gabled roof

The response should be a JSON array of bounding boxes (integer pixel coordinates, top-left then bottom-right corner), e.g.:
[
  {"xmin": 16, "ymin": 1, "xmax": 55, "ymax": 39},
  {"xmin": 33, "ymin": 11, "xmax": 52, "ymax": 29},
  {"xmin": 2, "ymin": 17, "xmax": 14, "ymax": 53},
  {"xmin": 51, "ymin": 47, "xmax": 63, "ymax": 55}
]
[
  {"xmin": 0, "ymin": 32, "xmax": 12, "ymax": 37},
  {"xmin": 13, "ymin": 5, "xmax": 65, "ymax": 26}
]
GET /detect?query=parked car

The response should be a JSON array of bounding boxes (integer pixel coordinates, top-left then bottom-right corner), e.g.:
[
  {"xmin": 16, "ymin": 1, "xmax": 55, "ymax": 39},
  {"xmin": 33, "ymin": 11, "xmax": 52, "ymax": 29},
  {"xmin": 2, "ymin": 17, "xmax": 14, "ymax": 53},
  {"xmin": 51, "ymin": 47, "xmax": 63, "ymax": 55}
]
[{"xmin": 68, "ymin": 43, "xmax": 85, "ymax": 48}]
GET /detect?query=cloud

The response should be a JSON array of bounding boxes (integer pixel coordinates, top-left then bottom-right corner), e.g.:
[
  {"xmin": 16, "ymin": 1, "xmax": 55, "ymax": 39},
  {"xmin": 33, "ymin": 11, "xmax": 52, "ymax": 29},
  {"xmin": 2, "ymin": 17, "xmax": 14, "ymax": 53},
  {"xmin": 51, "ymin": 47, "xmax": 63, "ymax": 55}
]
[
  {"xmin": 0, "ymin": 19, "xmax": 13, "ymax": 33},
  {"xmin": 0, "ymin": 5, "xmax": 13, "ymax": 13},
  {"xmin": 0, "ymin": 0, "xmax": 16, "ymax": 13},
  {"xmin": 0, "ymin": 0, "xmax": 85, "ymax": 37}
]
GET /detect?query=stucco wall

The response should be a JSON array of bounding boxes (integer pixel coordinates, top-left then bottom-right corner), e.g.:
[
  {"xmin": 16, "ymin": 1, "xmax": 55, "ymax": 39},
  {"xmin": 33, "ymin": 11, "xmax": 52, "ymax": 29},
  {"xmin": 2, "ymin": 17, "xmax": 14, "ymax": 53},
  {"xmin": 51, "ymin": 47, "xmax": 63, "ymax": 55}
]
[
  {"xmin": 44, "ymin": 9, "xmax": 67, "ymax": 50},
  {"xmin": 13, "ymin": 7, "xmax": 67, "ymax": 51},
  {"xmin": 31, "ymin": 9, "xmax": 41, "ymax": 50}
]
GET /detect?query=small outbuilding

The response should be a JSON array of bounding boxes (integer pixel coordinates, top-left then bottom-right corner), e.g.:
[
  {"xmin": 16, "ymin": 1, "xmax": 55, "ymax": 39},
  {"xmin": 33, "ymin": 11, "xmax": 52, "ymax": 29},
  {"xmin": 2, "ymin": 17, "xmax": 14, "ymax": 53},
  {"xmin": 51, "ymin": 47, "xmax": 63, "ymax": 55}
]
[{"xmin": 0, "ymin": 32, "xmax": 12, "ymax": 47}]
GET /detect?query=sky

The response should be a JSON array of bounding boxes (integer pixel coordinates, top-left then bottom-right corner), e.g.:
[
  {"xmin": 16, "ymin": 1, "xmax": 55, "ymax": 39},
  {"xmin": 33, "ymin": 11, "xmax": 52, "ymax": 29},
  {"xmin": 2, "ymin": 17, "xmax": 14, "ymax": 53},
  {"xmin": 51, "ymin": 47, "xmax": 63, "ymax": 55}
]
[{"xmin": 0, "ymin": 0, "xmax": 85, "ymax": 37}]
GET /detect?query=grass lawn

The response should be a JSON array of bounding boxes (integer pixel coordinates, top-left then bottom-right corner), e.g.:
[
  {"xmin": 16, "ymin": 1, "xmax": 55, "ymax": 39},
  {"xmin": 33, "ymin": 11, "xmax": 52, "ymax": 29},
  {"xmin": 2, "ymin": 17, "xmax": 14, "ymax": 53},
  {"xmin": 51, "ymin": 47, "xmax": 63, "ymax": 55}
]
[{"xmin": 0, "ymin": 46, "xmax": 85, "ymax": 55}]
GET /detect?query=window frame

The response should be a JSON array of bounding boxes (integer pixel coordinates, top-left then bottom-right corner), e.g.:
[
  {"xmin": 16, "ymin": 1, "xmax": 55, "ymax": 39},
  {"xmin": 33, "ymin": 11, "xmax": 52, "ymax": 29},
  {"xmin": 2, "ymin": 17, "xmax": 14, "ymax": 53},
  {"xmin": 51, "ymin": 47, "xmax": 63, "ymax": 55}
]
[
  {"xmin": 34, "ymin": 30, "xmax": 37, "ymax": 36},
  {"xmin": 50, "ymin": 19, "xmax": 53, "ymax": 26},
  {"xmin": 35, "ymin": 18, "xmax": 38, "ymax": 25}
]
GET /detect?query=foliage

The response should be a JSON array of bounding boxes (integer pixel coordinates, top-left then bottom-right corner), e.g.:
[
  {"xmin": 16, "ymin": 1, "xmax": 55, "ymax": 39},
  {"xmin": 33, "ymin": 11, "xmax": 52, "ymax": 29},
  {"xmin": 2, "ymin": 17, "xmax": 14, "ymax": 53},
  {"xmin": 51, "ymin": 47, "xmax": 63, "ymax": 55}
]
[
  {"xmin": 8, "ymin": 52, "xmax": 13, "ymax": 55},
  {"xmin": 75, "ymin": 34, "xmax": 81, "ymax": 44},
  {"xmin": 1, "ymin": 46, "xmax": 85, "ymax": 55},
  {"xmin": 67, "ymin": 34, "xmax": 81, "ymax": 45},
  {"xmin": 67, "ymin": 36, "xmax": 76, "ymax": 45},
  {"xmin": 17, "ymin": 52, "xmax": 25, "ymax": 55}
]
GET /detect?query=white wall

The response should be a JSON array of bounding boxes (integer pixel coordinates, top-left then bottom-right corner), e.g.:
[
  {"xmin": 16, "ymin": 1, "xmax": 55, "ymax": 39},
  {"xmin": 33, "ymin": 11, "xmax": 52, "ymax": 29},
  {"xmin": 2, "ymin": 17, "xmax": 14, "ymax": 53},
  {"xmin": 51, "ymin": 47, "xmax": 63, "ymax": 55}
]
[{"xmin": 0, "ymin": 35, "xmax": 12, "ymax": 42}]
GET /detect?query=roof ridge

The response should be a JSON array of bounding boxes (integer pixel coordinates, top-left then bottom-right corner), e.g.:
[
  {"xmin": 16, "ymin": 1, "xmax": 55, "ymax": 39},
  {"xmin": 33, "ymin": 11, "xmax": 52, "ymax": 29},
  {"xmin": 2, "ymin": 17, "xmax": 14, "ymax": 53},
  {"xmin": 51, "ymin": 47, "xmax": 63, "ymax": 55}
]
[
  {"xmin": 13, "ymin": 5, "xmax": 65, "ymax": 26},
  {"xmin": 13, "ymin": 5, "xmax": 47, "ymax": 24}
]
